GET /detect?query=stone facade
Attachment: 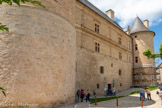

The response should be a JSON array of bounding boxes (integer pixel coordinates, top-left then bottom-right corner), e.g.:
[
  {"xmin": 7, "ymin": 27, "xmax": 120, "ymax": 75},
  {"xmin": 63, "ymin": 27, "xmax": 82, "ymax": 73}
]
[
  {"xmin": 157, "ymin": 63, "xmax": 162, "ymax": 83},
  {"xmin": 0, "ymin": 0, "xmax": 157, "ymax": 107},
  {"xmin": 0, "ymin": 0, "xmax": 76, "ymax": 108},
  {"xmin": 131, "ymin": 24, "xmax": 157, "ymax": 86},
  {"xmin": 75, "ymin": 1, "xmax": 133, "ymax": 95}
]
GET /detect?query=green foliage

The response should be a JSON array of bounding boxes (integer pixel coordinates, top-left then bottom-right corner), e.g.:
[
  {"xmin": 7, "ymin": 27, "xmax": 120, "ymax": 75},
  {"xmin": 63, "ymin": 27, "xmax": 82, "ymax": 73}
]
[
  {"xmin": 143, "ymin": 44, "xmax": 162, "ymax": 60},
  {"xmin": 90, "ymin": 96, "xmax": 117, "ymax": 104},
  {"xmin": 0, "ymin": 0, "xmax": 44, "ymax": 7},
  {"xmin": 0, "ymin": 87, "xmax": 6, "ymax": 97},
  {"xmin": 149, "ymin": 86, "xmax": 158, "ymax": 91},
  {"xmin": 160, "ymin": 43, "xmax": 162, "ymax": 55},
  {"xmin": 143, "ymin": 49, "xmax": 153, "ymax": 59},
  {"xmin": 90, "ymin": 95, "xmax": 128, "ymax": 104},
  {"xmin": 130, "ymin": 89, "xmax": 140, "ymax": 94},
  {"xmin": 90, "ymin": 86, "xmax": 158, "ymax": 104},
  {"xmin": 0, "ymin": 23, "xmax": 9, "ymax": 31}
]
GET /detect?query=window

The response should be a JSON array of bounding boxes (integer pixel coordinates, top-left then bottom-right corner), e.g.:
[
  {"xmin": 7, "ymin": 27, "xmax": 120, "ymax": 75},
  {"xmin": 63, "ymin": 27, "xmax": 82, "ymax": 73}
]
[
  {"xmin": 95, "ymin": 24, "xmax": 99, "ymax": 33},
  {"xmin": 97, "ymin": 84, "xmax": 99, "ymax": 89},
  {"xmin": 100, "ymin": 66, "xmax": 104, "ymax": 74},
  {"xmin": 111, "ymin": 63, "xmax": 113, "ymax": 67},
  {"xmin": 119, "ymin": 69, "xmax": 122, "ymax": 76},
  {"xmin": 119, "ymin": 52, "xmax": 122, "ymax": 60},
  {"xmin": 95, "ymin": 42, "xmax": 100, "ymax": 52},
  {"xmin": 134, "ymin": 35, "xmax": 137, "ymax": 38},
  {"xmin": 118, "ymin": 37, "xmax": 122, "ymax": 45},
  {"xmin": 120, "ymin": 83, "xmax": 122, "ymax": 87},
  {"xmin": 135, "ymin": 57, "xmax": 138, "ymax": 63},
  {"xmin": 135, "ymin": 44, "xmax": 138, "ymax": 50}
]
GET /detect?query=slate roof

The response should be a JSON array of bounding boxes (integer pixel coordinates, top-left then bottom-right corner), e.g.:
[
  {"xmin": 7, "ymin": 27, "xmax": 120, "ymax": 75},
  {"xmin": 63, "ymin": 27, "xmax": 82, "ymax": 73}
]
[
  {"xmin": 78, "ymin": 0, "xmax": 123, "ymax": 30},
  {"xmin": 130, "ymin": 17, "xmax": 149, "ymax": 34},
  {"xmin": 157, "ymin": 63, "xmax": 162, "ymax": 68}
]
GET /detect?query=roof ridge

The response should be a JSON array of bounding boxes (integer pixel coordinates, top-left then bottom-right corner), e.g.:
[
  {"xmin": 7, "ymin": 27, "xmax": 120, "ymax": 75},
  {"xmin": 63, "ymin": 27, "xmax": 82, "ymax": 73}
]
[
  {"xmin": 130, "ymin": 17, "xmax": 149, "ymax": 34},
  {"xmin": 78, "ymin": 0, "xmax": 123, "ymax": 30}
]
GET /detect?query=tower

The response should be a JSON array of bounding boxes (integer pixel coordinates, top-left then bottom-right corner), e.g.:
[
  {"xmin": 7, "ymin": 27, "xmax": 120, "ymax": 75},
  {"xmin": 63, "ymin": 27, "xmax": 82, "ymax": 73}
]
[
  {"xmin": 0, "ymin": 0, "xmax": 76, "ymax": 107},
  {"xmin": 130, "ymin": 17, "xmax": 157, "ymax": 87}
]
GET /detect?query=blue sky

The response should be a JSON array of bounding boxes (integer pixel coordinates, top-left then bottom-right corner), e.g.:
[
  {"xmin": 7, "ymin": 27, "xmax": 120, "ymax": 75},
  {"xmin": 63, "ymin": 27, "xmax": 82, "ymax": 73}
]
[
  {"xmin": 88, "ymin": 0, "xmax": 162, "ymax": 66},
  {"xmin": 150, "ymin": 23, "xmax": 162, "ymax": 65}
]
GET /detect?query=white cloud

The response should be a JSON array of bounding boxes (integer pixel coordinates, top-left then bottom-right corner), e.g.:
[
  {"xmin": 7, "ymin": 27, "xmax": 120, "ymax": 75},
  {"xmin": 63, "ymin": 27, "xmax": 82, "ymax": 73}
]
[{"xmin": 88, "ymin": 0, "xmax": 162, "ymax": 29}]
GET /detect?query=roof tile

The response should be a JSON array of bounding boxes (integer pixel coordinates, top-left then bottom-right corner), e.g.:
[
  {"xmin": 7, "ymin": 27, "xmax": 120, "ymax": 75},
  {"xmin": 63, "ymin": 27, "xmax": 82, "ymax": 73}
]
[{"xmin": 130, "ymin": 17, "xmax": 149, "ymax": 34}]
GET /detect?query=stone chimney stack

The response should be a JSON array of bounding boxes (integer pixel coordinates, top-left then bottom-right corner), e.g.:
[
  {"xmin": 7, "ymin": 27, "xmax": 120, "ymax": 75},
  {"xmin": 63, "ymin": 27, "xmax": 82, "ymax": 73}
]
[
  {"xmin": 126, "ymin": 26, "xmax": 130, "ymax": 35},
  {"xmin": 105, "ymin": 9, "xmax": 115, "ymax": 21},
  {"xmin": 143, "ymin": 19, "xmax": 149, "ymax": 29}
]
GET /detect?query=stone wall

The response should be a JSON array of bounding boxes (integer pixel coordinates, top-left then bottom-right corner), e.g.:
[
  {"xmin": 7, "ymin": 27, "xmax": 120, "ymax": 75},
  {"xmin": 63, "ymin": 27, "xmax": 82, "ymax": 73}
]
[
  {"xmin": 131, "ymin": 31, "xmax": 155, "ymax": 66},
  {"xmin": 0, "ymin": 1, "xmax": 76, "ymax": 107},
  {"xmin": 31, "ymin": 0, "xmax": 76, "ymax": 25},
  {"xmin": 156, "ymin": 64, "xmax": 162, "ymax": 83},
  {"xmin": 134, "ymin": 67, "xmax": 157, "ymax": 86},
  {"xmin": 131, "ymin": 31, "xmax": 156, "ymax": 86},
  {"xmin": 75, "ymin": 1, "xmax": 133, "ymax": 95}
]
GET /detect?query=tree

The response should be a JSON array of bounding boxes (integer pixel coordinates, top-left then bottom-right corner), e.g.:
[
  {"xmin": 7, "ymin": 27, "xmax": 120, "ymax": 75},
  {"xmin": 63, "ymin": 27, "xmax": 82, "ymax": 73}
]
[
  {"xmin": 143, "ymin": 43, "xmax": 162, "ymax": 60},
  {"xmin": 0, "ymin": 0, "xmax": 44, "ymax": 96}
]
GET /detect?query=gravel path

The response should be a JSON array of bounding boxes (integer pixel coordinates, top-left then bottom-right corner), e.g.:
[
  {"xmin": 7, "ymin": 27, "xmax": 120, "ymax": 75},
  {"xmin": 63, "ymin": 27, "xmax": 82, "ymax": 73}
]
[{"xmin": 58, "ymin": 88, "xmax": 162, "ymax": 108}]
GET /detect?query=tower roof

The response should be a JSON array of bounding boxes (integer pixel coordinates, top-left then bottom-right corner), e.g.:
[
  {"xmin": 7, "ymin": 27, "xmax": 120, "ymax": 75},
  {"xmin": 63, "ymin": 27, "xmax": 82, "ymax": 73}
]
[{"xmin": 130, "ymin": 17, "xmax": 149, "ymax": 34}]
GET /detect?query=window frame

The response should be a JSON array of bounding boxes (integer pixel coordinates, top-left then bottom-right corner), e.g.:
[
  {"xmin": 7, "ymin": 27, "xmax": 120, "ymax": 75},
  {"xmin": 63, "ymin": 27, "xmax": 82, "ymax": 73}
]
[
  {"xmin": 135, "ymin": 44, "xmax": 138, "ymax": 50},
  {"xmin": 97, "ymin": 84, "xmax": 99, "ymax": 89},
  {"xmin": 100, "ymin": 66, "xmax": 104, "ymax": 74},
  {"xmin": 119, "ymin": 69, "xmax": 122, "ymax": 76},
  {"xmin": 95, "ymin": 42, "xmax": 100, "ymax": 52},
  {"xmin": 120, "ymin": 83, "xmax": 122, "ymax": 87},
  {"xmin": 135, "ymin": 57, "xmax": 138, "ymax": 63},
  {"xmin": 111, "ymin": 63, "xmax": 113, "ymax": 67},
  {"xmin": 95, "ymin": 24, "xmax": 99, "ymax": 33}
]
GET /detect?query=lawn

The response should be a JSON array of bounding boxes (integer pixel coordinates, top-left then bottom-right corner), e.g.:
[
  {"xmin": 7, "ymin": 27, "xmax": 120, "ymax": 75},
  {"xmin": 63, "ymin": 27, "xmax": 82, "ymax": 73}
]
[
  {"xmin": 90, "ymin": 95, "xmax": 126, "ymax": 104},
  {"xmin": 149, "ymin": 86, "xmax": 158, "ymax": 91},
  {"xmin": 90, "ymin": 86, "xmax": 158, "ymax": 104}
]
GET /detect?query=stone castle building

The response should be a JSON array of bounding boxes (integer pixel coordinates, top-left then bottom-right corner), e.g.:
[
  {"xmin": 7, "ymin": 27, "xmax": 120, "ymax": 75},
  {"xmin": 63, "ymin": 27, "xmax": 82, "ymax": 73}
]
[
  {"xmin": 130, "ymin": 17, "xmax": 157, "ymax": 87},
  {"xmin": 0, "ymin": 0, "xmax": 157, "ymax": 107},
  {"xmin": 157, "ymin": 63, "xmax": 162, "ymax": 83}
]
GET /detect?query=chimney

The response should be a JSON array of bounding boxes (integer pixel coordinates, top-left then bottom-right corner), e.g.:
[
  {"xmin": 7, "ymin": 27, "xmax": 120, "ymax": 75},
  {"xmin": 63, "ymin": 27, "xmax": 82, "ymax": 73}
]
[
  {"xmin": 143, "ymin": 19, "xmax": 149, "ymax": 29},
  {"xmin": 126, "ymin": 26, "xmax": 130, "ymax": 35},
  {"xmin": 105, "ymin": 9, "xmax": 115, "ymax": 21}
]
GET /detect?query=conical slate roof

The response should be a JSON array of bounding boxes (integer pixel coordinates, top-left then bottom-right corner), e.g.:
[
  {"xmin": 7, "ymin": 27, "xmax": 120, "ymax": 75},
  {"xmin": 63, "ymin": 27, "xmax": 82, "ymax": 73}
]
[{"xmin": 130, "ymin": 17, "xmax": 149, "ymax": 34}]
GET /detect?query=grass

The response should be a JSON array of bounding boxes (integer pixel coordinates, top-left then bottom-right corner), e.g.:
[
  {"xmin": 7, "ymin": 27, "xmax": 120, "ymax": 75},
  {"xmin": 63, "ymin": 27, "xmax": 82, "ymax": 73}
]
[
  {"xmin": 90, "ymin": 95, "xmax": 126, "ymax": 104},
  {"xmin": 149, "ymin": 86, "xmax": 158, "ymax": 91},
  {"xmin": 90, "ymin": 86, "xmax": 158, "ymax": 104}
]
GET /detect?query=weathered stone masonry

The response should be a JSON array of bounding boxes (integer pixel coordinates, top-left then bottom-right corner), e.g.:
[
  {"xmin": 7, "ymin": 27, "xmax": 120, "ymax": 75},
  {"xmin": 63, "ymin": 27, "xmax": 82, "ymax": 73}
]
[
  {"xmin": 0, "ymin": 0, "xmax": 76, "ymax": 108},
  {"xmin": 0, "ymin": 0, "xmax": 157, "ymax": 107}
]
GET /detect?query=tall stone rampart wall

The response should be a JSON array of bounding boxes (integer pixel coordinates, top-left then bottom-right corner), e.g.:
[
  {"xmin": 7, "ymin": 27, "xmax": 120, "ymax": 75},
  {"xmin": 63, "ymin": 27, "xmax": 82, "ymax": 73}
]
[{"xmin": 0, "ymin": 0, "xmax": 76, "ymax": 107}]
